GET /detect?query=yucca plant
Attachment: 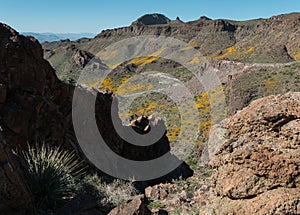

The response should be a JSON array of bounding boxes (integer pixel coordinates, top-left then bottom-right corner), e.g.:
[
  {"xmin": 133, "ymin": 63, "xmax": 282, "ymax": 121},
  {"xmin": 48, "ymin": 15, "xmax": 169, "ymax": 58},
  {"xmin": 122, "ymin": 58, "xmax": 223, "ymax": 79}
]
[{"xmin": 21, "ymin": 143, "xmax": 84, "ymax": 210}]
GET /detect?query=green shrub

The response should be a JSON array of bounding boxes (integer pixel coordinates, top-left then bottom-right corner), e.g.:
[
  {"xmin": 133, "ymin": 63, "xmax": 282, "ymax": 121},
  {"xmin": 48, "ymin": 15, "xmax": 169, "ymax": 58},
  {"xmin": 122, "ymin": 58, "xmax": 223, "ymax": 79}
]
[
  {"xmin": 148, "ymin": 200, "xmax": 166, "ymax": 209},
  {"xmin": 21, "ymin": 143, "xmax": 84, "ymax": 210}
]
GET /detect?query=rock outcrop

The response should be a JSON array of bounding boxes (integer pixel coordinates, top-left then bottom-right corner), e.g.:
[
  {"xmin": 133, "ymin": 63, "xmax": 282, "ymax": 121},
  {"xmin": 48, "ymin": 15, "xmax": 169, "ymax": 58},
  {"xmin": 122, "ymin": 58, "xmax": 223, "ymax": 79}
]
[
  {"xmin": 201, "ymin": 92, "xmax": 300, "ymax": 214},
  {"xmin": 0, "ymin": 23, "xmax": 73, "ymax": 150},
  {"xmin": 72, "ymin": 49, "xmax": 94, "ymax": 68},
  {"xmin": 131, "ymin": 14, "xmax": 172, "ymax": 26}
]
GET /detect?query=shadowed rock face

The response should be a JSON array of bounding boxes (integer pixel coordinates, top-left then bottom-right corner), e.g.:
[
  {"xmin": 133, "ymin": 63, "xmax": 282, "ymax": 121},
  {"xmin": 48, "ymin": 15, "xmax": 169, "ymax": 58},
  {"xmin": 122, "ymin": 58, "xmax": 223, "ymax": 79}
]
[
  {"xmin": 0, "ymin": 22, "xmax": 74, "ymax": 150},
  {"xmin": 0, "ymin": 22, "xmax": 75, "ymax": 213},
  {"xmin": 0, "ymin": 131, "xmax": 33, "ymax": 213},
  {"xmin": 0, "ymin": 23, "xmax": 192, "ymax": 212},
  {"xmin": 201, "ymin": 92, "xmax": 300, "ymax": 214}
]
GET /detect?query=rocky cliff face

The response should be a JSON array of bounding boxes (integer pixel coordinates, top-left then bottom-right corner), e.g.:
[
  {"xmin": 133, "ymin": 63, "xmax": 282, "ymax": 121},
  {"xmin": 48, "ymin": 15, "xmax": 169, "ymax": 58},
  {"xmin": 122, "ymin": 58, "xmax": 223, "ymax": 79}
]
[
  {"xmin": 0, "ymin": 22, "xmax": 75, "ymax": 212},
  {"xmin": 0, "ymin": 23, "xmax": 74, "ymax": 150},
  {"xmin": 201, "ymin": 92, "xmax": 300, "ymax": 214}
]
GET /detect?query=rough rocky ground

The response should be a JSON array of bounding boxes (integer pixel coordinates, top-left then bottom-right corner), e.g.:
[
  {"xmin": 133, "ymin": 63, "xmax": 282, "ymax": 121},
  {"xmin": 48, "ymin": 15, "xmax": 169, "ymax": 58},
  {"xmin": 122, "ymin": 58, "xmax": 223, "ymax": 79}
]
[{"xmin": 201, "ymin": 92, "xmax": 300, "ymax": 214}]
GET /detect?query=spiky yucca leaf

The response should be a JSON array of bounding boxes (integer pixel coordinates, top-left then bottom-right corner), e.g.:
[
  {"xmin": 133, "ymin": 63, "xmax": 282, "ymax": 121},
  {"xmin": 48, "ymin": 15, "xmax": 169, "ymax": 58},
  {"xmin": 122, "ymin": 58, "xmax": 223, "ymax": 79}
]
[{"xmin": 21, "ymin": 143, "xmax": 84, "ymax": 210}]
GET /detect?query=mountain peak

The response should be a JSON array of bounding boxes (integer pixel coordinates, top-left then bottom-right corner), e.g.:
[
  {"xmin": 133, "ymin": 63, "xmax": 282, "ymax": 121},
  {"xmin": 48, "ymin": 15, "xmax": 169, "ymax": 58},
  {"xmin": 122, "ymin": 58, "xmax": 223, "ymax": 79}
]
[
  {"xmin": 199, "ymin": 16, "xmax": 212, "ymax": 21},
  {"xmin": 131, "ymin": 13, "xmax": 171, "ymax": 26}
]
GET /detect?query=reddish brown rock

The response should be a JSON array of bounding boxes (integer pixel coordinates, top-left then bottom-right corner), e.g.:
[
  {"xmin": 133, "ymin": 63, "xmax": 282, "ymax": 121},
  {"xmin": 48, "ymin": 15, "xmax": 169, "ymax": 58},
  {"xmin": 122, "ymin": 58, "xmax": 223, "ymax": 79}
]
[
  {"xmin": 201, "ymin": 188, "xmax": 300, "ymax": 215},
  {"xmin": 72, "ymin": 49, "xmax": 94, "ymax": 68},
  {"xmin": 201, "ymin": 92, "xmax": 300, "ymax": 214},
  {"xmin": 145, "ymin": 183, "xmax": 173, "ymax": 200},
  {"xmin": 0, "ymin": 22, "xmax": 73, "ymax": 150},
  {"xmin": 108, "ymin": 195, "xmax": 151, "ymax": 215}
]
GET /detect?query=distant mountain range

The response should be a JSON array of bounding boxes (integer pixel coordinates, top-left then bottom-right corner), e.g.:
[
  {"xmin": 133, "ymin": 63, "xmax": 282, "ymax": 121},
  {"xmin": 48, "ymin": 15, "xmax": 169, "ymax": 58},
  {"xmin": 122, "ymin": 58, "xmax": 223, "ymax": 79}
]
[{"xmin": 22, "ymin": 32, "xmax": 96, "ymax": 42}]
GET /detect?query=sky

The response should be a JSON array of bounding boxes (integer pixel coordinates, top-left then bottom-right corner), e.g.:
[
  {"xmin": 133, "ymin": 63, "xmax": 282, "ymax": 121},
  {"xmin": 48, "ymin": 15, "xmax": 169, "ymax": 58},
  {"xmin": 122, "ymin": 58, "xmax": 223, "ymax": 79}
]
[{"xmin": 1, "ymin": 0, "xmax": 300, "ymax": 34}]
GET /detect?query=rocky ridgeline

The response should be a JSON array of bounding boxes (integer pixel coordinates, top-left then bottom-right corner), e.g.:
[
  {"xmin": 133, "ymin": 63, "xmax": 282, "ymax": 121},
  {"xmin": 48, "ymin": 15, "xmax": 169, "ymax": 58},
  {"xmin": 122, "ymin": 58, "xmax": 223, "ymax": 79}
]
[
  {"xmin": 41, "ymin": 13, "xmax": 300, "ymax": 97},
  {"xmin": 0, "ymin": 23, "xmax": 192, "ymax": 213}
]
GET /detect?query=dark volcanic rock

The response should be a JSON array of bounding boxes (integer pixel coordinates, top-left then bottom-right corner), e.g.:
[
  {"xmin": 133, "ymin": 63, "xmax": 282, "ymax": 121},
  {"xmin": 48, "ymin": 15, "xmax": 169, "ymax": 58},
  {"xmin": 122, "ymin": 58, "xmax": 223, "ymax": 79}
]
[
  {"xmin": 0, "ymin": 22, "xmax": 74, "ymax": 213},
  {"xmin": 0, "ymin": 131, "xmax": 33, "ymax": 213},
  {"xmin": 199, "ymin": 16, "xmax": 211, "ymax": 21},
  {"xmin": 0, "ymin": 22, "xmax": 73, "ymax": 150},
  {"xmin": 132, "ymin": 14, "xmax": 172, "ymax": 26}
]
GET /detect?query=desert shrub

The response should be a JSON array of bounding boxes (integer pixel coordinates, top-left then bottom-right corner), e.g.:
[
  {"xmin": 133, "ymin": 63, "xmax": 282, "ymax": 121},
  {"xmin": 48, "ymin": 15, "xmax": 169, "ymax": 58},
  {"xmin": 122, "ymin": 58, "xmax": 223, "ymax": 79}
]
[
  {"xmin": 148, "ymin": 200, "xmax": 166, "ymax": 209},
  {"xmin": 58, "ymin": 74, "xmax": 76, "ymax": 85},
  {"xmin": 77, "ymin": 174, "xmax": 138, "ymax": 209},
  {"xmin": 21, "ymin": 143, "xmax": 84, "ymax": 210},
  {"xmin": 104, "ymin": 178, "xmax": 138, "ymax": 206}
]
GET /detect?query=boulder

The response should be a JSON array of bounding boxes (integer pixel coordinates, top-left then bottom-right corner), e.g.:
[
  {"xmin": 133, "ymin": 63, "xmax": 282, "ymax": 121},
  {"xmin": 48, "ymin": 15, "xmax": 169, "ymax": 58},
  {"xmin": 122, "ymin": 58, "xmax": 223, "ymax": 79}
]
[
  {"xmin": 201, "ymin": 92, "xmax": 300, "ymax": 214},
  {"xmin": 108, "ymin": 195, "xmax": 151, "ymax": 215},
  {"xmin": 145, "ymin": 183, "xmax": 173, "ymax": 200}
]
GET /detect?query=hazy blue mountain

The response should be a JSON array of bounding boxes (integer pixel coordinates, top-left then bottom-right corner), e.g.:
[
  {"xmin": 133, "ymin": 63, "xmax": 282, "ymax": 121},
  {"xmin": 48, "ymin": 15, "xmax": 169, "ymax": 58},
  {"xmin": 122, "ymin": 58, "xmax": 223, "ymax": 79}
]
[{"xmin": 22, "ymin": 32, "xmax": 96, "ymax": 42}]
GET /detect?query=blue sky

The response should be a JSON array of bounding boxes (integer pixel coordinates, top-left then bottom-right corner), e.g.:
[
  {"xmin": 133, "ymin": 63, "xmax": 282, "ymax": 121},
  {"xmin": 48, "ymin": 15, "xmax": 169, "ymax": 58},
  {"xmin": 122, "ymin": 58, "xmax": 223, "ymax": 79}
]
[{"xmin": 1, "ymin": 0, "xmax": 300, "ymax": 33}]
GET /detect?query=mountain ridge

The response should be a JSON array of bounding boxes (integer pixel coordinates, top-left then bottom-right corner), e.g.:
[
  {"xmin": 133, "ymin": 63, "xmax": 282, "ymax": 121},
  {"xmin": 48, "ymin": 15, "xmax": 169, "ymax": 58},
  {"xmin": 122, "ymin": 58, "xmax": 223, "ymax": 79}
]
[
  {"xmin": 22, "ymin": 32, "xmax": 96, "ymax": 42},
  {"xmin": 44, "ymin": 12, "xmax": 300, "ymax": 66},
  {"xmin": 42, "ymin": 11, "xmax": 300, "ymax": 86}
]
